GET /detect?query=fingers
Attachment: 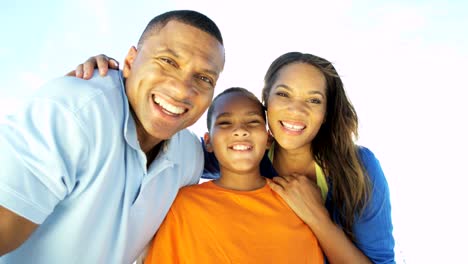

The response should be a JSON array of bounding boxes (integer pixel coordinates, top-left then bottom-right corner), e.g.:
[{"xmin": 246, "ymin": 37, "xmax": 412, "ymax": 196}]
[
  {"xmin": 79, "ymin": 54, "xmax": 116, "ymax": 79},
  {"xmin": 70, "ymin": 54, "xmax": 120, "ymax": 80},
  {"xmin": 96, "ymin": 54, "xmax": 119, "ymax": 76},
  {"xmin": 95, "ymin": 55, "xmax": 110, "ymax": 76},
  {"xmin": 65, "ymin": 70, "xmax": 77, "ymax": 77},
  {"xmin": 267, "ymin": 179, "xmax": 285, "ymax": 195},
  {"xmin": 109, "ymin": 58, "xmax": 119, "ymax": 69},
  {"xmin": 75, "ymin": 64, "xmax": 85, "ymax": 79},
  {"xmin": 271, "ymin": 176, "xmax": 289, "ymax": 186},
  {"xmin": 82, "ymin": 56, "xmax": 99, "ymax": 79}
]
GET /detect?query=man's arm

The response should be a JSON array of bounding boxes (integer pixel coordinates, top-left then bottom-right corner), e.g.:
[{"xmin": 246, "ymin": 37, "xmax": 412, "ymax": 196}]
[
  {"xmin": 0, "ymin": 206, "xmax": 38, "ymax": 256},
  {"xmin": 0, "ymin": 81, "xmax": 91, "ymax": 257}
]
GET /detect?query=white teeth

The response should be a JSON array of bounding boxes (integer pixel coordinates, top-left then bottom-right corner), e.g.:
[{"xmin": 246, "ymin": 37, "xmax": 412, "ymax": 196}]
[
  {"xmin": 282, "ymin": 122, "xmax": 305, "ymax": 131},
  {"xmin": 231, "ymin": 145, "xmax": 251, "ymax": 150},
  {"xmin": 153, "ymin": 96, "xmax": 186, "ymax": 115}
]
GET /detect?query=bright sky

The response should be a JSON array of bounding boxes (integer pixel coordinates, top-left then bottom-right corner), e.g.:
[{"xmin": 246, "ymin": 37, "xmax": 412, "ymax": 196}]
[{"xmin": 1, "ymin": 0, "xmax": 467, "ymax": 262}]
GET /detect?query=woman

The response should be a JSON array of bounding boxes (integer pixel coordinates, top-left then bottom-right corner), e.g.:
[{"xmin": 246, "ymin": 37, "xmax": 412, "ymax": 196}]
[
  {"xmin": 259, "ymin": 52, "xmax": 394, "ymax": 263},
  {"xmin": 73, "ymin": 52, "xmax": 394, "ymax": 263}
]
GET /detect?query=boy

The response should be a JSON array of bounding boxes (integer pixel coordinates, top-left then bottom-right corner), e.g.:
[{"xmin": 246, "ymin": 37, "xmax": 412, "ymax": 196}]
[{"xmin": 144, "ymin": 87, "xmax": 324, "ymax": 263}]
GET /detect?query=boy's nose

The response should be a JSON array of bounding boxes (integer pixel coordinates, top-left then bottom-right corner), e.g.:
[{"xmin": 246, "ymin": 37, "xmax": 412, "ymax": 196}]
[{"xmin": 233, "ymin": 126, "xmax": 249, "ymax": 137}]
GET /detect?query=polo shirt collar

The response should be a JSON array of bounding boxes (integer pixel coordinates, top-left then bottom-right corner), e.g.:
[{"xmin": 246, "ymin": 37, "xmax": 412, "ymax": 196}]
[{"xmin": 119, "ymin": 71, "xmax": 179, "ymax": 167}]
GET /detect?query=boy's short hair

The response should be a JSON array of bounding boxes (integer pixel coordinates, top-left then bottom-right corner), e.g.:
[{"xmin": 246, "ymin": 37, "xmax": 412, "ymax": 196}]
[{"xmin": 206, "ymin": 87, "xmax": 266, "ymax": 131}]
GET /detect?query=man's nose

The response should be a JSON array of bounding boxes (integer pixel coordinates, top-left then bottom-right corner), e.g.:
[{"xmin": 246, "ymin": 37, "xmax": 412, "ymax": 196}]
[{"xmin": 169, "ymin": 74, "xmax": 196, "ymax": 99}]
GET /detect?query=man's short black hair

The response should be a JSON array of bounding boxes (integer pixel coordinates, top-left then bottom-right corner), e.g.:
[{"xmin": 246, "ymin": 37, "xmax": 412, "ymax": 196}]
[{"xmin": 138, "ymin": 10, "xmax": 223, "ymax": 48}]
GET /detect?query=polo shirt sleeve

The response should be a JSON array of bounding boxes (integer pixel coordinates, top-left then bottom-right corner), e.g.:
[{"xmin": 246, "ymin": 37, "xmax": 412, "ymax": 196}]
[
  {"xmin": 201, "ymin": 136, "xmax": 220, "ymax": 180},
  {"xmin": 354, "ymin": 146, "xmax": 395, "ymax": 263},
  {"xmin": 0, "ymin": 98, "xmax": 89, "ymax": 224}
]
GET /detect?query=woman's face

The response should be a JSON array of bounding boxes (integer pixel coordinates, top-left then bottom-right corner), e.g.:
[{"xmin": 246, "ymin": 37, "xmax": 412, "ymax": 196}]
[{"xmin": 266, "ymin": 62, "xmax": 327, "ymax": 151}]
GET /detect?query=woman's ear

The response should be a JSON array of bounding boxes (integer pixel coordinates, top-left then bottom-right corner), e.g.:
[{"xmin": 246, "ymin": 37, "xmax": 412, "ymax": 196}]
[
  {"xmin": 266, "ymin": 129, "xmax": 274, "ymax": 149},
  {"xmin": 203, "ymin": 132, "xmax": 214, "ymax": 152}
]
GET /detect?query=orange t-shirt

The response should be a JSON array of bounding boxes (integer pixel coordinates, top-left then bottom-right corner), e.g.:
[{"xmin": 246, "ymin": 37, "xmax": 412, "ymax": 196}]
[{"xmin": 145, "ymin": 180, "xmax": 324, "ymax": 264}]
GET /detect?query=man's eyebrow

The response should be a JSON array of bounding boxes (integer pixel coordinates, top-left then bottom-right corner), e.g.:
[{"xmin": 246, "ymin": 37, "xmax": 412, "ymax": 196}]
[
  {"xmin": 275, "ymin": 84, "xmax": 325, "ymax": 97},
  {"xmin": 158, "ymin": 48, "xmax": 180, "ymax": 58},
  {"xmin": 159, "ymin": 48, "xmax": 219, "ymax": 77},
  {"xmin": 202, "ymin": 69, "xmax": 219, "ymax": 78}
]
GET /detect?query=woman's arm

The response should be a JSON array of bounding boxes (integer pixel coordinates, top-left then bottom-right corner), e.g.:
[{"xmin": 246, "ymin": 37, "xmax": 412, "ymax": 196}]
[
  {"xmin": 66, "ymin": 54, "xmax": 119, "ymax": 79},
  {"xmin": 351, "ymin": 147, "xmax": 395, "ymax": 263},
  {"xmin": 269, "ymin": 174, "xmax": 373, "ymax": 264},
  {"xmin": 269, "ymin": 148, "xmax": 395, "ymax": 263}
]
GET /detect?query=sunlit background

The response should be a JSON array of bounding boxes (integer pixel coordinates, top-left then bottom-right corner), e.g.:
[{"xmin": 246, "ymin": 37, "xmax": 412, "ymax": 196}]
[{"xmin": 1, "ymin": 0, "xmax": 467, "ymax": 263}]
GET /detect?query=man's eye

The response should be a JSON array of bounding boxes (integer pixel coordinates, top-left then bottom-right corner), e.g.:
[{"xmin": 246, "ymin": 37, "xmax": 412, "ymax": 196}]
[
  {"xmin": 160, "ymin": 58, "xmax": 177, "ymax": 67},
  {"xmin": 198, "ymin": 75, "xmax": 213, "ymax": 85},
  {"xmin": 276, "ymin": 92, "xmax": 287, "ymax": 97}
]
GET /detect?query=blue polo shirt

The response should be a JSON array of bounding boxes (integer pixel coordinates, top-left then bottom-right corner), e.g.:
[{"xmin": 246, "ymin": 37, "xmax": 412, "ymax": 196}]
[{"xmin": 0, "ymin": 70, "xmax": 203, "ymax": 263}]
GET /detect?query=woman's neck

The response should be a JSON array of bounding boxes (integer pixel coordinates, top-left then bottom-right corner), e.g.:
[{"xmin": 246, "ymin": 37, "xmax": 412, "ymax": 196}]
[
  {"xmin": 273, "ymin": 144, "xmax": 317, "ymax": 181},
  {"xmin": 215, "ymin": 169, "xmax": 266, "ymax": 191}
]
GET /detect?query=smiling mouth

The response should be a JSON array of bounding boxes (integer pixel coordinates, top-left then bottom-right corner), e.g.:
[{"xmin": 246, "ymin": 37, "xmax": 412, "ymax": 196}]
[
  {"xmin": 280, "ymin": 121, "xmax": 306, "ymax": 131},
  {"xmin": 229, "ymin": 144, "xmax": 253, "ymax": 151},
  {"xmin": 153, "ymin": 95, "xmax": 188, "ymax": 116}
]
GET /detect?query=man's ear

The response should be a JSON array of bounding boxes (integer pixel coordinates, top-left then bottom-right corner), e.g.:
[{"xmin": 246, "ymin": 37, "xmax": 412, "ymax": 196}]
[
  {"xmin": 122, "ymin": 46, "xmax": 138, "ymax": 78},
  {"xmin": 203, "ymin": 132, "xmax": 214, "ymax": 153}
]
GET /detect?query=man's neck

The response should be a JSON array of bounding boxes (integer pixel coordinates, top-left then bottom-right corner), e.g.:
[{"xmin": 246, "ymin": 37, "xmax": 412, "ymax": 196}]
[
  {"xmin": 145, "ymin": 142, "xmax": 164, "ymax": 168},
  {"xmin": 130, "ymin": 108, "xmax": 163, "ymax": 154}
]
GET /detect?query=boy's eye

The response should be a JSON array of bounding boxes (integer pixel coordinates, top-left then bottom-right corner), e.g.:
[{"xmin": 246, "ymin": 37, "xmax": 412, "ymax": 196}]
[{"xmin": 216, "ymin": 121, "xmax": 231, "ymax": 126}]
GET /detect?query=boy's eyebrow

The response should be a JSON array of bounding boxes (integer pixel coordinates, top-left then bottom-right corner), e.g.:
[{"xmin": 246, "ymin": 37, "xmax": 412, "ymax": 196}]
[
  {"xmin": 215, "ymin": 111, "xmax": 264, "ymax": 119},
  {"xmin": 214, "ymin": 112, "xmax": 232, "ymax": 119}
]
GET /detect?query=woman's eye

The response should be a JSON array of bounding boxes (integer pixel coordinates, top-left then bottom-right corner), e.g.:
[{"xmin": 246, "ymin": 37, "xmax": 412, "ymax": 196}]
[{"xmin": 307, "ymin": 98, "xmax": 322, "ymax": 104}]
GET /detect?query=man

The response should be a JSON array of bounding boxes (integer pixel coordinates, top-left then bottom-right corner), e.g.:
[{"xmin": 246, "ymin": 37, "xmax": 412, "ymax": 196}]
[{"xmin": 0, "ymin": 10, "xmax": 225, "ymax": 263}]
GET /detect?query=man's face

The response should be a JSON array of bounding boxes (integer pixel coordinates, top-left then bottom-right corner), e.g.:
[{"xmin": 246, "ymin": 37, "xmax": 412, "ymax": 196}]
[{"xmin": 123, "ymin": 20, "xmax": 225, "ymax": 149}]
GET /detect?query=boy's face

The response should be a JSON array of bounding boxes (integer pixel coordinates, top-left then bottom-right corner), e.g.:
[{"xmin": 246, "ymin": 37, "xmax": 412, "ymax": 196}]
[{"xmin": 205, "ymin": 93, "xmax": 268, "ymax": 175}]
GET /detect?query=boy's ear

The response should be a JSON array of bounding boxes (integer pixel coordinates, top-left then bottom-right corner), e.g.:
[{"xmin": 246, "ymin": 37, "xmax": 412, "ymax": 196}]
[
  {"xmin": 122, "ymin": 46, "xmax": 137, "ymax": 78},
  {"xmin": 203, "ymin": 132, "xmax": 214, "ymax": 153}
]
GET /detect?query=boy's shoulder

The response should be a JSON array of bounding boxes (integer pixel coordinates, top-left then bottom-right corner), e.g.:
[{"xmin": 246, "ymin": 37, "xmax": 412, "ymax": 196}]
[
  {"xmin": 179, "ymin": 181, "xmax": 213, "ymax": 194},
  {"xmin": 169, "ymin": 182, "xmax": 215, "ymax": 212}
]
